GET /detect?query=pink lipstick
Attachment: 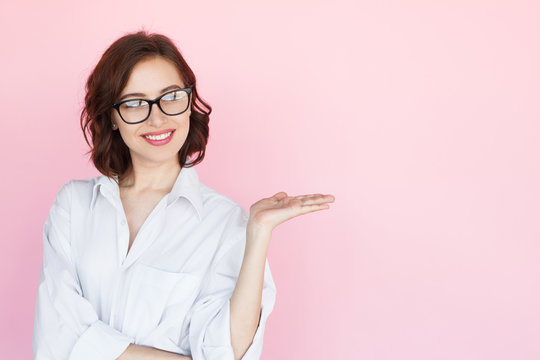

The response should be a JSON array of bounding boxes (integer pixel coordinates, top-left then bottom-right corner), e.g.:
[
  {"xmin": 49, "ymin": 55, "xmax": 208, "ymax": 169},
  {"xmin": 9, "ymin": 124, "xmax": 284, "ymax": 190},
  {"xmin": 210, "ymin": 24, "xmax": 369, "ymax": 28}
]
[{"xmin": 141, "ymin": 129, "xmax": 175, "ymax": 146}]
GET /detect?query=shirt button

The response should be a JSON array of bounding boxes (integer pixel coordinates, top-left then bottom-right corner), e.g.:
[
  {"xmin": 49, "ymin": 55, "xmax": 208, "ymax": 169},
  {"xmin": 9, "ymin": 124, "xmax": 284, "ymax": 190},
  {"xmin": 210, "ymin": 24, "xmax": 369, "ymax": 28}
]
[{"xmin": 121, "ymin": 219, "xmax": 126, "ymax": 226}]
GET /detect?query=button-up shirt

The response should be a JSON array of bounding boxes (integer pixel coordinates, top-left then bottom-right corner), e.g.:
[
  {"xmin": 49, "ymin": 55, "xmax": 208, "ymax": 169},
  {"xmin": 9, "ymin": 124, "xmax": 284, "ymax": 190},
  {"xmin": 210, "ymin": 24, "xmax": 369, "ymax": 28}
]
[{"xmin": 32, "ymin": 165, "xmax": 276, "ymax": 359}]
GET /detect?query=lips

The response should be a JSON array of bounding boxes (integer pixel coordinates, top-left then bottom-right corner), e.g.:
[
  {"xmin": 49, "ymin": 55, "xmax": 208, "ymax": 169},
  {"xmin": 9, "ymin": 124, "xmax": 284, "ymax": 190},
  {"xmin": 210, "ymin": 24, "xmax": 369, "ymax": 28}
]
[
  {"xmin": 141, "ymin": 128, "xmax": 175, "ymax": 136},
  {"xmin": 142, "ymin": 129, "xmax": 174, "ymax": 146}
]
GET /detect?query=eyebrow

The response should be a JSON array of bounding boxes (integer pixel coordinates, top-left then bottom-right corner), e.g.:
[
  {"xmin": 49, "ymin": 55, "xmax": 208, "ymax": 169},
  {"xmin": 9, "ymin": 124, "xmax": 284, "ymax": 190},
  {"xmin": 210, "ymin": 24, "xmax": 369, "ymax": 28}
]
[{"xmin": 118, "ymin": 85, "xmax": 182, "ymax": 101}]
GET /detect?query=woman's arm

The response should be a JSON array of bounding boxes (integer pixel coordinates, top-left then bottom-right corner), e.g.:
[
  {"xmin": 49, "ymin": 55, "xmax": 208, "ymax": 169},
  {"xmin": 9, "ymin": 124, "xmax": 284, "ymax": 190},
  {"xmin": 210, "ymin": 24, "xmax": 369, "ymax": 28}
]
[
  {"xmin": 117, "ymin": 344, "xmax": 192, "ymax": 360},
  {"xmin": 229, "ymin": 226, "xmax": 271, "ymax": 359},
  {"xmin": 33, "ymin": 181, "xmax": 136, "ymax": 359},
  {"xmin": 230, "ymin": 192, "xmax": 334, "ymax": 359}
]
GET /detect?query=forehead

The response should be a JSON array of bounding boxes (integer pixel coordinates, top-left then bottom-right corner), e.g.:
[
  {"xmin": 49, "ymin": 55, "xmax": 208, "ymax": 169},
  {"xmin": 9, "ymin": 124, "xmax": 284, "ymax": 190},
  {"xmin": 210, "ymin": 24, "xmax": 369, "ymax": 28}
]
[{"xmin": 122, "ymin": 56, "xmax": 184, "ymax": 95}]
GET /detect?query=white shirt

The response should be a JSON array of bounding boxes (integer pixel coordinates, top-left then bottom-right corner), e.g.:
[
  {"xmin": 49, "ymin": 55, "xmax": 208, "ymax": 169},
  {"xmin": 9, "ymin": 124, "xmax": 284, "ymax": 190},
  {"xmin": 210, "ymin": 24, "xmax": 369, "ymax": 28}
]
[{"xmin": 32, "ymin": 165, "xmax": 277, "ymax": 360}]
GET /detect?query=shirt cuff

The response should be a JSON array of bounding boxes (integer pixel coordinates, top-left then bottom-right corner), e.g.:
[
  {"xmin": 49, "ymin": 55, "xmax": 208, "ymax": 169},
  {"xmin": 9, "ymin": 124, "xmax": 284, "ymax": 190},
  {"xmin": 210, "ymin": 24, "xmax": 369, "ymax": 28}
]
[
  {"xmin": 201, "ymin": 298, "xmax": 270, "ymax": 360},
  {"xmin": 69, "ymin": 320, "xmax": 134, "ymax": 360},
  {"xmin": 198, "ymin": 298, "xmax": 234, "ymax": 359}
]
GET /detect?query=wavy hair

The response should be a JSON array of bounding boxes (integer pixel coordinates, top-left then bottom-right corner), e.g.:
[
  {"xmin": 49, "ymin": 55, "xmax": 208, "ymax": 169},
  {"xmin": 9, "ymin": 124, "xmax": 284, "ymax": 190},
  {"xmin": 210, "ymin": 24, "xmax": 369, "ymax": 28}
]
[{"xmin": 80, "ymin": 30, "xmax": 211, "ymax": 183}]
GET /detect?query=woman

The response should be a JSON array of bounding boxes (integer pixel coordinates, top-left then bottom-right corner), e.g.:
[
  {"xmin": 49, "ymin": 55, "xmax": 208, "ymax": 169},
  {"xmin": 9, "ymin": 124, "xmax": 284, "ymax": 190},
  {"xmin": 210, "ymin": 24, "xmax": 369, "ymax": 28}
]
[{"xmin": 32, "ymin": 30, "xmax": 335, "ymax": 360}]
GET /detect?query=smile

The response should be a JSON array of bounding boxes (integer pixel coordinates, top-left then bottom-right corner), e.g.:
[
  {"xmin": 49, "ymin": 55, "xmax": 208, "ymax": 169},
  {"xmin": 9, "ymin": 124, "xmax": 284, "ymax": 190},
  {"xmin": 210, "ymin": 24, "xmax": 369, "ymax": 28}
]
[
  {"xmin": 141, "ymin": 129, "xmax": 175, "ymax": 146},
  {"xmin": 143, "ymin": 131, "xmax": 172, "ymax": 140}
]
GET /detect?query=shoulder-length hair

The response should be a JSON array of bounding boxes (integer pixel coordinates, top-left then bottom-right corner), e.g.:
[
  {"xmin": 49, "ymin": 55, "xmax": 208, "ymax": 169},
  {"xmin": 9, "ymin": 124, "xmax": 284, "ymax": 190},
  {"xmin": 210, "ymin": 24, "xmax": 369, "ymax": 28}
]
[{"xmin": 80, "ymin": 30, "xmax": 211, "ymax": 183}]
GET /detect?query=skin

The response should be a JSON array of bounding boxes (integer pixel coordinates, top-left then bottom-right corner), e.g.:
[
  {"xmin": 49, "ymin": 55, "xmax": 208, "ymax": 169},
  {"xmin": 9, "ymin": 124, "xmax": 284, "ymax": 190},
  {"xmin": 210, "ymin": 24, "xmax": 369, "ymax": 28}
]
[{"xmin": 113, "ymin": 55, "xmax": 335, "ymax": 360}]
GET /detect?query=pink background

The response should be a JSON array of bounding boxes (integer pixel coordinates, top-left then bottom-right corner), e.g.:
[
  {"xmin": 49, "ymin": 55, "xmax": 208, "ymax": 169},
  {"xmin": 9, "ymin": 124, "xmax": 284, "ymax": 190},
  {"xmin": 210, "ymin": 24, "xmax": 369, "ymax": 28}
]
[{"xmin": 1, "ymin": 0, "xmax": 540, "ymax": 359}]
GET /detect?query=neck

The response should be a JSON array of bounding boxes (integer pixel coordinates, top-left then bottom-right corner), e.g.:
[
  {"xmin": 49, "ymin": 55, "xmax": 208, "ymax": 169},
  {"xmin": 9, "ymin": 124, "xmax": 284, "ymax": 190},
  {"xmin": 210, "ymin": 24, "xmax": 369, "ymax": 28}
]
[{"xmin": 119, "ymin": 157, "xmax": 181, "ymax": 194}]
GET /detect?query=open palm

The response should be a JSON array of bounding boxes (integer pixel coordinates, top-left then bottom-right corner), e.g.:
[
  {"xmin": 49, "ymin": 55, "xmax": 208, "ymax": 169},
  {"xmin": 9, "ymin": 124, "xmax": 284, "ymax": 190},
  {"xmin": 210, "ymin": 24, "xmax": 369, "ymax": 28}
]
[{"xmin": 248, "ymin": 192, "xmax": 335, "ymax": 232}]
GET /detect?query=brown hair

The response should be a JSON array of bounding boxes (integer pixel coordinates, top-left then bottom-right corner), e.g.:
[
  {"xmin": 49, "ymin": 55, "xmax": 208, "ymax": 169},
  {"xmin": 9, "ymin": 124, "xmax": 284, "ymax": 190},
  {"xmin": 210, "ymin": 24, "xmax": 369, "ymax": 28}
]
[{"xmin": 80, "ymin": 30, "xmax": 211, "ymax": 184}]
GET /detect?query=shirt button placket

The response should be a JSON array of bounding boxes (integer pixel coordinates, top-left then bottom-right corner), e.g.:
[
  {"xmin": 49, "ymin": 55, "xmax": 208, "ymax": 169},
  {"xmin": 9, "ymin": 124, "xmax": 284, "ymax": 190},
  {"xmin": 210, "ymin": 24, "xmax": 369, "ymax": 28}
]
[
  {"xmin": 109, "ymin": 269, "xmax": 126, "ymax": 329},
  {"xmin": 118, "ymin": 215, "xmax": 129, "ymax": 267},
  {"xmin": 111, "ymin": 215, "xmax": 129, "ymax": 328}
]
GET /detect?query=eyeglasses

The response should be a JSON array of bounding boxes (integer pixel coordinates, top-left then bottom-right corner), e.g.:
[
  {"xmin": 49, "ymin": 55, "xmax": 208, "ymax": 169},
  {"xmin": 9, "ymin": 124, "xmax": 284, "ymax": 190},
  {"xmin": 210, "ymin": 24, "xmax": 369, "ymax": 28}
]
[{"xmin": 112, "ymin": 88, "xmax": 192, "ymax": 124}]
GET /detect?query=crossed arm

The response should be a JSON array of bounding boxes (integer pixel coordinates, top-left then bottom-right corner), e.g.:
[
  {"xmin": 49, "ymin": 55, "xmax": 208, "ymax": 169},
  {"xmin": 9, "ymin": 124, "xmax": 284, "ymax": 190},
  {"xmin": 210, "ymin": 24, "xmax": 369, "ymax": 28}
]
[
  {"xmin": 117, "ymin": 344, "xmax": 192, "ymax": 359},
  {"xmin": 117, "ymin": 225, "xmax": 271, "ymax": 360}
]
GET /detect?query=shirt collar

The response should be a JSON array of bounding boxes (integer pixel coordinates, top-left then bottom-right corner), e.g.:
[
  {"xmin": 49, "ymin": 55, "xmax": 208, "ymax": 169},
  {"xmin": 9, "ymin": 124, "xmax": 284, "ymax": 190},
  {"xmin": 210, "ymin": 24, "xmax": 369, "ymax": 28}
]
[{"xmin": 90, "ymin": 166, "xmax": 204, "ymax": 221}]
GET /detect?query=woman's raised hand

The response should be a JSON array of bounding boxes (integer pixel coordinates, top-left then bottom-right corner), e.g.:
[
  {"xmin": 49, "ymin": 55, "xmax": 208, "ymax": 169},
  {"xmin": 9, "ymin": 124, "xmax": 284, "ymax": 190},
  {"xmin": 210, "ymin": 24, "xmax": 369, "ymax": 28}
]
[{"xmin": 247, "ymin": 192, "xmax": 335, "ymax": 233}]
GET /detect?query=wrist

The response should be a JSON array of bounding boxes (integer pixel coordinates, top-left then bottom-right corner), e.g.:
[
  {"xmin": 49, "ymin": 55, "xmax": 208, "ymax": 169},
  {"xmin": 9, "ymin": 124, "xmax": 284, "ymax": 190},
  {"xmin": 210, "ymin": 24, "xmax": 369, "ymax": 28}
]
[
  {"xmin": 246, "ymin": 219, "xmax": 272, "ymax": 236},
  {"xmin": 246, "ymin": 223, "xmax": 272, "ymax": 250}
]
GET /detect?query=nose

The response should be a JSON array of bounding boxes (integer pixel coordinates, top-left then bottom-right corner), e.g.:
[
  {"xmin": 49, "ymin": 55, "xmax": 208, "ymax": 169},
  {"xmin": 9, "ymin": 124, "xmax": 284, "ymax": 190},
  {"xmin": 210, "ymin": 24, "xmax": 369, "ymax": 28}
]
[{"xmin": 146, "ymin": 102, "xmax": 167, "ymax": 127}]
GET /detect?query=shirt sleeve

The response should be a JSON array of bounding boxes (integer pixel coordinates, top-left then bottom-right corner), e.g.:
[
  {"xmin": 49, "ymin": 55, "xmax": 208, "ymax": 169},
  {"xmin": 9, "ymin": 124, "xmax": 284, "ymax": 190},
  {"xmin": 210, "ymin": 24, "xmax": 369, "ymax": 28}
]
[
  {"xmin": 32, "ymin": 180, "xmax": 134, "ymax": 360},
  {"xmin": 187, "ymin": 205, "xmax": 277, "ymax": 360}
]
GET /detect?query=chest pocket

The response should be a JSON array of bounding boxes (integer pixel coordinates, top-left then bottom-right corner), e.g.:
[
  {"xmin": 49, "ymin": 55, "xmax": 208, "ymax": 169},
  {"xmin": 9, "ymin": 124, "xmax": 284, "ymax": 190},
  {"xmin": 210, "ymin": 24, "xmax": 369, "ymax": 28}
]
[{"xmin": 122, "ymin": 263, "xmax": 201, "ymax": 347}]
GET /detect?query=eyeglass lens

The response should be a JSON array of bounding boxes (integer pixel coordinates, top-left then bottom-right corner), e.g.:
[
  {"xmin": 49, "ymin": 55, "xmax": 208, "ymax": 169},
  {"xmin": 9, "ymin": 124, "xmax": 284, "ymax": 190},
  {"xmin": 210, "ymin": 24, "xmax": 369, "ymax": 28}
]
[{"xmin": 119, "ymin": 90, "xmax": 189, "ymax": 123}]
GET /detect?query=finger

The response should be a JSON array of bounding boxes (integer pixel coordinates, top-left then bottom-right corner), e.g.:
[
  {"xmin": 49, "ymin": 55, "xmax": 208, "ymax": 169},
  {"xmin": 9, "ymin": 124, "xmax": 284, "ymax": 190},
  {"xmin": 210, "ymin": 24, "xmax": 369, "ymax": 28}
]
[
  {"xmin": 272, "ymin": 192, "xmax": 288, "ymax": 201},
  {"xmin": 295, "ymin": 194, "xmax": 335, "ymax": 200},
  {"xmin": 296, "ymin": 194, "xmax": 335, "ymax": 205},
  {"xmin": 296, "ymin": 203, "xmax": 331, "ymax": 214},
  {"xmin": 294, "ymin": 194, "xmax": 317, "ymax": 200}
]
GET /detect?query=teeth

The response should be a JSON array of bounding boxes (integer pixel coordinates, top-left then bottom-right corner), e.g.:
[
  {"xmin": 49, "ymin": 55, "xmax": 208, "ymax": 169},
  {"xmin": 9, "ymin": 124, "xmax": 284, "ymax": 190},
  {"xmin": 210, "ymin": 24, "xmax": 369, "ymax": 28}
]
[{"xmin": 144, "ymin": 131, "xmax": 172, "ymax": 141}]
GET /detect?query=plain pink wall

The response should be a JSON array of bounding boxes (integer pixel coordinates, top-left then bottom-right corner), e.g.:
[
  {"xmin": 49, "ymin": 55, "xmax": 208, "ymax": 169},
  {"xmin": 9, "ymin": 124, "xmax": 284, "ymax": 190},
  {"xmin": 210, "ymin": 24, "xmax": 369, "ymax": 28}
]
[{"xmin": 1, "ymin": 0, "xmax": 540, "ymax": 359}]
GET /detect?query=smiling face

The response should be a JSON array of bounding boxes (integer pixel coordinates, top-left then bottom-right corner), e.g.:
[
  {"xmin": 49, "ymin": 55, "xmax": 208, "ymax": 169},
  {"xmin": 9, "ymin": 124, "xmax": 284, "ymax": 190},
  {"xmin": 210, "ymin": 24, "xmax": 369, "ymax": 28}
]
[{"xmin": 111, "ymin": 55, "xmax": 191, "ymax": 170}]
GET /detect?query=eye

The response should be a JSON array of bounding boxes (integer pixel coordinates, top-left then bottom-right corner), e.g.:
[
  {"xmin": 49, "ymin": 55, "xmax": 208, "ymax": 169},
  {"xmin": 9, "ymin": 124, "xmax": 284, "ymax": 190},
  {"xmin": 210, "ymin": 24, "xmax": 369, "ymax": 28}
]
[
  {"xmin": 162, "ymin": 90, "xmax": 186, "ymax": 102},
  {"xmin": 123, "ymin": 100, "xmax": 147, "ymax": 108}
]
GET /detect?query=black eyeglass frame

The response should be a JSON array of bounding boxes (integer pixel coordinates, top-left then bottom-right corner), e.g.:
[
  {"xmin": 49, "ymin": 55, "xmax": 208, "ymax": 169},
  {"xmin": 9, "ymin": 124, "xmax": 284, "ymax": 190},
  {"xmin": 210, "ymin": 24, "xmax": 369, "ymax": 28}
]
[{"xmin": 112, "ymin": 87, "xmax": 193, "ymax": 124}]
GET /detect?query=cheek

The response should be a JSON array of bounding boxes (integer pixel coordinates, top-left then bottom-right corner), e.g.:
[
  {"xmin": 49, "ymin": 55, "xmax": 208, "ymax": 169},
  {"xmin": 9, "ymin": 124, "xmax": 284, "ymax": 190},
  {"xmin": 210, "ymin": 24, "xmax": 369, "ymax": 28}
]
[
  {"xmin": 174, "ymin": 125, "xmax": 188, "ymax": 142},
  {"xmin": 171, "ymin": 119, "xmax": 190, "ymax": 146},
  {"xmin": 116, "ymin": 125, "xmax": 140, "ymax": 145},
  {"xmin": 175, "ymin": 116, "xmax": 190, "ymax": 133}
]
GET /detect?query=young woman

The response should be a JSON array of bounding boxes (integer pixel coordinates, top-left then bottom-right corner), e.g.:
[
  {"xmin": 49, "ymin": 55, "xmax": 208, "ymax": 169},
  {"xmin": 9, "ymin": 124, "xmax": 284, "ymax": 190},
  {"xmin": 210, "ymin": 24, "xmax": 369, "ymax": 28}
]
[{"xmin": 32, "ymin": 31, "xmax": 335, "ymax": 360}]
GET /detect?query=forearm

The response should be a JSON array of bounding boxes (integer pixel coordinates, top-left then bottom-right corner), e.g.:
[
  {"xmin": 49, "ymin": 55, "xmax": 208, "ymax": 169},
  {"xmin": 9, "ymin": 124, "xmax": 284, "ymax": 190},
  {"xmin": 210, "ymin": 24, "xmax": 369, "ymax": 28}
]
[
  {"xmin": 230, "ymin": 225, "xmax": 271, "ymax": 359},
  {"xmin": 117, "ymin": 344, "xmax": 192, "ymax": 360}
]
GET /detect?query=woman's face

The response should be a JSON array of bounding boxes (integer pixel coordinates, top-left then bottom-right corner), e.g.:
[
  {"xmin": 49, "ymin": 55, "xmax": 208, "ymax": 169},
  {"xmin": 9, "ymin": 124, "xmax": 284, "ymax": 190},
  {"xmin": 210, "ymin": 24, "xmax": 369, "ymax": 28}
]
[{"xmin": 112, "ymin": 55, "xmax": 191, "ymax": 169}]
